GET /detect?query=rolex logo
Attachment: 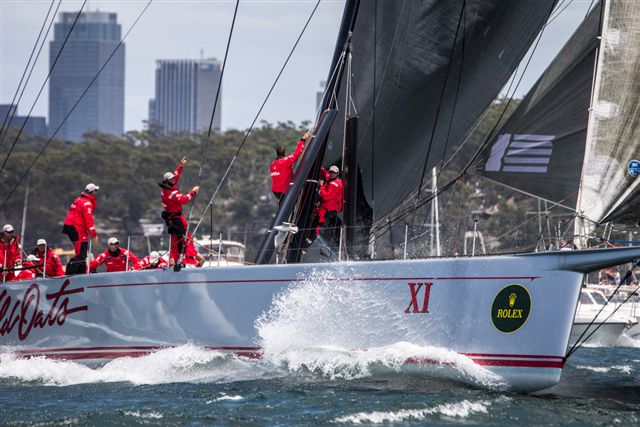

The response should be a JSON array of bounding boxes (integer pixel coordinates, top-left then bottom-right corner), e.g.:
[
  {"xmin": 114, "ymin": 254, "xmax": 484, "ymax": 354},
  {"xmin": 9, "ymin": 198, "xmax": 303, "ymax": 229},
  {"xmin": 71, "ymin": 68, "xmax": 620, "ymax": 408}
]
[{"xmin": 509, "ymin": 292, "xmax": 517, "ymax": 307}]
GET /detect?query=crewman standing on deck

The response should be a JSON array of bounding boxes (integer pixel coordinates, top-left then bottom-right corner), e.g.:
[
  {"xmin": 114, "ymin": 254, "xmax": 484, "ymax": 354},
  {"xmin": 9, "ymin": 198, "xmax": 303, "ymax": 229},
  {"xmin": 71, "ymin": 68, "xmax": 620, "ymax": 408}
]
[
  {"xmin": 159, "ymin": 157, "xmax": 199, "ymax": 271},
  {"xmin": 270, "ymin": 132, "xmax": 310, "ymax": 201},
  {"xmin": 62, "ymin": 183, "xmax": 99, "ymax": 275}
]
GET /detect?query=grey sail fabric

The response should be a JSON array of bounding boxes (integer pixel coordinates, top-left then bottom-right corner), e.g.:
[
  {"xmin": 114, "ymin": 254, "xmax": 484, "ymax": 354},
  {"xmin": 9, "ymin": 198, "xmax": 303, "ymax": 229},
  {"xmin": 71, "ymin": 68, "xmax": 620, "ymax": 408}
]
[
  {"xmin": 474, "ymin": 3, "xmax": 601, "ymax": 209},
  {"xmin": 322, "ymin": 0, "xmax": 556, "ymax": 222},
  {"xmin": 576, "ymin": 0, "xmax": 640, "ymax": 225}
]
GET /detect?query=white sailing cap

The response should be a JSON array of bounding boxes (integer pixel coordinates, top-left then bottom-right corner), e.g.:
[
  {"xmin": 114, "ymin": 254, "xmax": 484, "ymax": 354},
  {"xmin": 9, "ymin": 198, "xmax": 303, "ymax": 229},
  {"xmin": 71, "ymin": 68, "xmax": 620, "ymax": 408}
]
[
  {"xmin": 26, "ymin": 254, "xmax": 40, "ymax": 262},
  {"xmin": 329, "ymin": 165, "xmax": 339, "ymax": 173},
  {"xmin": 163, "ymin": 171, "xmax": 175, "ymax": 181},
  {"xmin": 107, "ymin": 237, "xmax": 119, "ymax": 245},
  {"xmin": 150, "ymin": 251, "xmax": 160, "ymax": 263},
  {"xmin": 85, "ymin": 183, "xmax": 99, "ymax": 192},
  {"xmin": 37, "ymin": 238, "xmax": 47, "ymax": 246},
  {"xmin": 2, "ymin": 224, "xmax": 14, "ymax": 232}
]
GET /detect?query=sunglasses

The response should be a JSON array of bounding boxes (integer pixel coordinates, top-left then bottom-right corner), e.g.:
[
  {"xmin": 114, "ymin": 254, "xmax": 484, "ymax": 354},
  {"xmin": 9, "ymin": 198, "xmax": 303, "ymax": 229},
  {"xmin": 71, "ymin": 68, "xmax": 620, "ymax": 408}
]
[
  {"xmin": 4, "ymin": 230, "xmax": 14, "ymax": 234},
  {"xmin": 109, "ymin": 242, "xmax": 120, "ymax": 245}
]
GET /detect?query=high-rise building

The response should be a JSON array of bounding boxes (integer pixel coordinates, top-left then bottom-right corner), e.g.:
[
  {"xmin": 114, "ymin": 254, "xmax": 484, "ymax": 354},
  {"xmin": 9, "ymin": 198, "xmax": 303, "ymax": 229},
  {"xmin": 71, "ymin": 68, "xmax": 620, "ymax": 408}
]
[
  {"xmin": 149, "ymin": 59, "xmax": 222, "ymax": 133},
  {"xmin": 0, "ymin": 104, "xmax": 48, "ymax": 138},
  {"xmin": 49, "ymin": 11, "xmax": 124, "ymax": 142}
]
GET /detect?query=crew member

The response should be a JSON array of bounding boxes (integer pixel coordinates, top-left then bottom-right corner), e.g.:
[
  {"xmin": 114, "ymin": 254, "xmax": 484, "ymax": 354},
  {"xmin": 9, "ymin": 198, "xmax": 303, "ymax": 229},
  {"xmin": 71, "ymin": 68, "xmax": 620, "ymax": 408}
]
[
  {"xmin": 90, "ymin": 237, "xmax": 139, "ymax": 273},
  {"xmin": 14, "ymin": 255, "xmax": 41, "ymax": 281},
  {"xmin": 31, "ymin": 239, "xmax": 65, "ymax": 277},
  {"xmin": 134, "ymin": 251, "xmax": 168, "ymax": 270},
  {"xmin": 62, "ymin": 183, "xmax": 99, "ymax": 275},
  {"xmin": 270, "ymin": 132, "xmax": 309, "ymax": 201},
  {"xmin": 316, "ymin": 165, "xmax": 343, "ymax": 240},
  {"xmin": 0, "ymin": 224, "xmax": 21, "ymax": 282},
  {"xmin": 169, "ymin": 232, "xmax": 205, "ymax": 268},
  {"xmin": 159, "ymin": 157, "xmax": 199, "ymax": 271}
]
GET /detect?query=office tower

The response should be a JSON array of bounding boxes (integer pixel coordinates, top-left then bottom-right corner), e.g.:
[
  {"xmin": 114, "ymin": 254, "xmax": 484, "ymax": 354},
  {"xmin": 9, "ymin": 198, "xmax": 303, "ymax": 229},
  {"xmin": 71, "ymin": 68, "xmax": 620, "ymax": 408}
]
[
  {"xmin": 149, "ymin": 59, "xmax": 222, "ymax": 133},
  {"xmin": 0, "ymin": 104, "xmax": 48, "ymax": 138},
  {"xmin": 49, "ymin": 11, "xmax": 124, "ymax": 142}
]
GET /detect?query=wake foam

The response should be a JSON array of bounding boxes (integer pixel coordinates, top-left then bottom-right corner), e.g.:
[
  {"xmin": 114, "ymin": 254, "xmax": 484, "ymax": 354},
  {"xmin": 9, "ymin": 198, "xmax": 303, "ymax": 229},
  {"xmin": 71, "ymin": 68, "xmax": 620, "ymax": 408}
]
[
  {"xmin": 0, "ymin": 344, "xmax": 273, "ymax": 386},
  {"xmin": 256, "ymin": 268, "xmax": 504, "ymax": 388},
  {"xmin": 333, "ymin": 398, "xmax": 500, "ymax": 424}
]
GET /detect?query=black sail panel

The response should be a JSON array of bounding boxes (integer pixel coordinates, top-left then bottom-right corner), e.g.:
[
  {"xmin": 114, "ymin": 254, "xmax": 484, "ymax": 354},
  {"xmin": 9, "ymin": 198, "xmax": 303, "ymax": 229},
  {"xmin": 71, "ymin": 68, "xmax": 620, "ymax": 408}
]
[
  {"xmin": 323, "ymin": 0, "xmax": 556, "ymax": 222},
  {"xmin": 474, "ymin": 3, "xmax": 601, "ymax": 208}
]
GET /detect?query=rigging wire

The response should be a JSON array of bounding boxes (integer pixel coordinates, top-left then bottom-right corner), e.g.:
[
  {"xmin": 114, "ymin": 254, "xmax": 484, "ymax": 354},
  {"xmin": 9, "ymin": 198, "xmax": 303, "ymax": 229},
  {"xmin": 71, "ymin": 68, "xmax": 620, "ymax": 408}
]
[
  {"xmin": 0, "ymin": 0, "xmax": 153, "ymax": 210},
  {"xmin": 184, "ymin": 0, "xmax": 239, "ymax": 237},
  {"xmin": 190, "ymin": 0, "xmax": 321, "ymax": 237},
  {"xmin": 0, "ymin": 0, "xmax": 59, "ymax": 148},
  {"xmin": 565, "ymin": 260, "xmax": 640, "ymax": 359},
  {"xmin": 0, "ymin": 0, "xmax": 88, "ymax": 175}
]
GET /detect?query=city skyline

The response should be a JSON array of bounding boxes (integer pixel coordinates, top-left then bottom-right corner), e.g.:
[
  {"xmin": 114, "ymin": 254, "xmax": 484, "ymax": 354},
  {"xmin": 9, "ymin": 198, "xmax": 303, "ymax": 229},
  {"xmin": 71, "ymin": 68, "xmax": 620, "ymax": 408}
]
[{"xmin": 1, "ymin": 1, "xmax": 592, "ymax": 134}]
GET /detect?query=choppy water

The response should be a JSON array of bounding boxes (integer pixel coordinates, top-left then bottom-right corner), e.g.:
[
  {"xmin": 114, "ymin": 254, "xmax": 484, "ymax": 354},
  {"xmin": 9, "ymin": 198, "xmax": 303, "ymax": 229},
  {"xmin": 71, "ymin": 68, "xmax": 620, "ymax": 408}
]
[
  {"xmin": 1, "ymin": 269, "xmax": 639, "ymax": 425},
  {"xmin": 1, "ymin": 342, "xmax": 639, "ymax": 426}
]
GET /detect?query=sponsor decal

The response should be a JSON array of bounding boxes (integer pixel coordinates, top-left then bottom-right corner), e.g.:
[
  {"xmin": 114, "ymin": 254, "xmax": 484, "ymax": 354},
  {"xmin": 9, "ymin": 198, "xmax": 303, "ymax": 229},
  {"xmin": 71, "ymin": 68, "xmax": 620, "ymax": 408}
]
[
  {"xmin": 628, "ymin": 160, "xmax": 640, "ymax": 177},
  {"xmin": 405, "ymin": 282, "xmax": 432, "ymax": 313},
  {"xmin": 485, "ymin": 134, "xmax": 555, "ymax": 173},
  {"xmin": 0, "ymin": 279, "xmax": 88, "ymax": 340},
  {"xmin": 491, "ymin": 284, "xmax": 531, "ymax": 333}
]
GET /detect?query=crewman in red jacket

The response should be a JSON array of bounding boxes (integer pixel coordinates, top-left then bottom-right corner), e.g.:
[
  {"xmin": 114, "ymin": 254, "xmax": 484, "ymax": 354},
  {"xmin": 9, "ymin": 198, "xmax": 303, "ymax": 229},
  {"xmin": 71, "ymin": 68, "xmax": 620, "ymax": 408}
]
[
  {"xmin": 160, "ymin": 157, "xmax": 199, "ymax": 271},
  {"xmin": 134, "ymin": 251, "xmax": 168, "ymax": 270},
  {"xmin": 31, "ymin": 239, "xmax": 65, "ymax": 277},
  {"xmin": 169, "ymin": 232, "xmax": 204, "ymax": 268},
  {"xmin": 14, "ymin": 255, "xmax": 41, "ymax": 281},
  {"xmin": 270, "ymin": 132, "xmax": 309, "ymax": 201},
  {"xmin": 90, "ymin": 237, "xmax": 140, "ymax": 273},
  {"xmin": 0, "ymin": 224, "xmax": 21, "ymax": 282},
  {"xmin": 62, "ymin": 183, "xmax": 99, "ymax": 274},
  {"xmin": 316, "ymin": 165, "xmax": 343, "ymax": 239}
]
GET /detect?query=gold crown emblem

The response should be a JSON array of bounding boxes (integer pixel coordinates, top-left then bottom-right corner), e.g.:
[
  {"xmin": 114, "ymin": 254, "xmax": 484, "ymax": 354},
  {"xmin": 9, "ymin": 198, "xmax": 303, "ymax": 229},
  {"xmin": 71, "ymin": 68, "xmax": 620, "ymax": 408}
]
[{"xmin": 508, "ymin": 292, "xmax": 517, "ymax": 307}]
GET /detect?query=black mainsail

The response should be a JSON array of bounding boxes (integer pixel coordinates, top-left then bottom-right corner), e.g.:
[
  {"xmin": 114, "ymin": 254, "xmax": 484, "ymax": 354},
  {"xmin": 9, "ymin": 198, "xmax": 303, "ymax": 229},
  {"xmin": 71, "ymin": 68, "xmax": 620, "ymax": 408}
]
[{"xmin": 256, "ymin": 0, "xmax": 557, "ymax": 264}]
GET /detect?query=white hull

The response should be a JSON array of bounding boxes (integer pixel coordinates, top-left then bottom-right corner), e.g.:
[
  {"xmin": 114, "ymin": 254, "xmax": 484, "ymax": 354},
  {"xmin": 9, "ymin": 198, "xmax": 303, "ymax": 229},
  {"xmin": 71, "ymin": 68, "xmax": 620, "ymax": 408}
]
[
  {"xmin": 570, "ymin": 322, "xmax": 633, "ymax": 346},
  {"xmin": 2, "ymin": 247, "xmax": 640, "ymax": 392}
]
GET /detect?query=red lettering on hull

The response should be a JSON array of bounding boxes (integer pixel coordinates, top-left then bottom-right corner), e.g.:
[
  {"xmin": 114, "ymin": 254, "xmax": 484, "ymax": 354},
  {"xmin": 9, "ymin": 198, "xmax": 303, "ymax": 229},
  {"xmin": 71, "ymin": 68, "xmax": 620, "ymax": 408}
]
[
  {"xmin": 0, "ymin": 279, "xmax": 88, "ymax": 340},
  {"xmin": 405, "ymin": 282, "xmax": 432, "ymax": 313}
]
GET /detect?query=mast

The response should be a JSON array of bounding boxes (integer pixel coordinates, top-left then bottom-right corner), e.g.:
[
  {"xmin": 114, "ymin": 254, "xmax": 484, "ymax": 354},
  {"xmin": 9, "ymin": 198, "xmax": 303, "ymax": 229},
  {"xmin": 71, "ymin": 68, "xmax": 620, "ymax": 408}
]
[{"xmin": 254, "ymin": 0, "xmax": 362, "ymax": 265}]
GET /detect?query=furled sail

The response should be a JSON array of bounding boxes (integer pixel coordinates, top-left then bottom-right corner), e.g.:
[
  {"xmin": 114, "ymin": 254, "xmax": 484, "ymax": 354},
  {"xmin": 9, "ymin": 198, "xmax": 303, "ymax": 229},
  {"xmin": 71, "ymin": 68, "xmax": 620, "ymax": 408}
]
[
  {"xmin": 575, "ymin": 0, "xmax": 640, "ymax": 225},
  {"xmin": 323, "ymin": 0, "xmax": 556, "ymax": 222},
  {"xmin": 474, "ymin": 3, "xmax": 601, "ymax": 210}
]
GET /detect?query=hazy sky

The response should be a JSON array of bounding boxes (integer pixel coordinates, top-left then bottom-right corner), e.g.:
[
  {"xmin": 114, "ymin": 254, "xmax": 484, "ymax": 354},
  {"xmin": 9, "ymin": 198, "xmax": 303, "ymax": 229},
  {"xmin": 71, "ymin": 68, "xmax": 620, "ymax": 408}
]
[{"xmin": 0, "ymin": 0, "xmax": 593, "ymax": 133}]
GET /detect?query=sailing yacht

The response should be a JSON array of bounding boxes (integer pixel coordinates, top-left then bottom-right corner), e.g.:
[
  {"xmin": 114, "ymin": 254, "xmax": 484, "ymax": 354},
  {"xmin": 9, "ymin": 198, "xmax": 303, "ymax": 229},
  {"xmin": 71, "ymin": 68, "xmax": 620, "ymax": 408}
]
[{"xmin": 2, "ymin": 0, "xmax": 640, "ymax": 393}]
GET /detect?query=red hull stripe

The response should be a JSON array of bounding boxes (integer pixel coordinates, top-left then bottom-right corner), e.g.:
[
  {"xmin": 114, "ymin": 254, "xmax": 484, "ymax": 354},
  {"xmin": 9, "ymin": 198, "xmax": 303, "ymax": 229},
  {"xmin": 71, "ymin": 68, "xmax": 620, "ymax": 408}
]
[
  {"xmin": 9, "ymin": 346, "xmax": 563, "ymax": 368},
  {"xmin": 13, "ymin": 345, "xmax": 261, "ymax": 354},
  {"xmin": 85, "ymin": 276, "xmax": 539, "ymax": 289}
]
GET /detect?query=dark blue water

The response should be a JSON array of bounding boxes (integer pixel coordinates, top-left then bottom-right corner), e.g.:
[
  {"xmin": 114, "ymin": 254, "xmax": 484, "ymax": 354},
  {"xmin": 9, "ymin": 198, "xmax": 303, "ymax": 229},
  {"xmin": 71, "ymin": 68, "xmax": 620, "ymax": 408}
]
[{"xmin": 1, "ymin": 345, "xmax": 639, "ymax": 426}]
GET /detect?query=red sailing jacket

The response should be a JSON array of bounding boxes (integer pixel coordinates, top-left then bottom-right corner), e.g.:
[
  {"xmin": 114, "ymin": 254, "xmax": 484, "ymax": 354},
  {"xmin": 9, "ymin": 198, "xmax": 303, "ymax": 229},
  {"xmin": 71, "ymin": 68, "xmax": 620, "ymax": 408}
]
[
  {"xmin": 319, "ymin": 178, "xmax": 343, "ymax": 212},
  {"xmin": 134, "ymin": 255, "xmax": 168, "ymax": 270},
  {"xmin": 15, "ymin": 261, "xmax": 38, "ymax": 281},
  {"xmin": 169, "ymin": 233, "xmax": 199, "ymax": 266},
  {"xmin": 161, "ymin": 165, "xmax": 196, "ymax": 214},
  {"xmin": 270, "ymin": 140, "xmax": 305, "ymax": 194},
  {"xmin": 0, "ymin": 236, "xmax": 21, "ymax": 281},
  {"xmin": 63, "ymin": 192, "xmax": 97, "ymax": 238},
  {"xmin": 90, "ymin": 248, "xmax": 140, "ymax": 273},
  {"xmin": 32, "ymin": 247, "xmax": 65, "ymax": 277}
]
